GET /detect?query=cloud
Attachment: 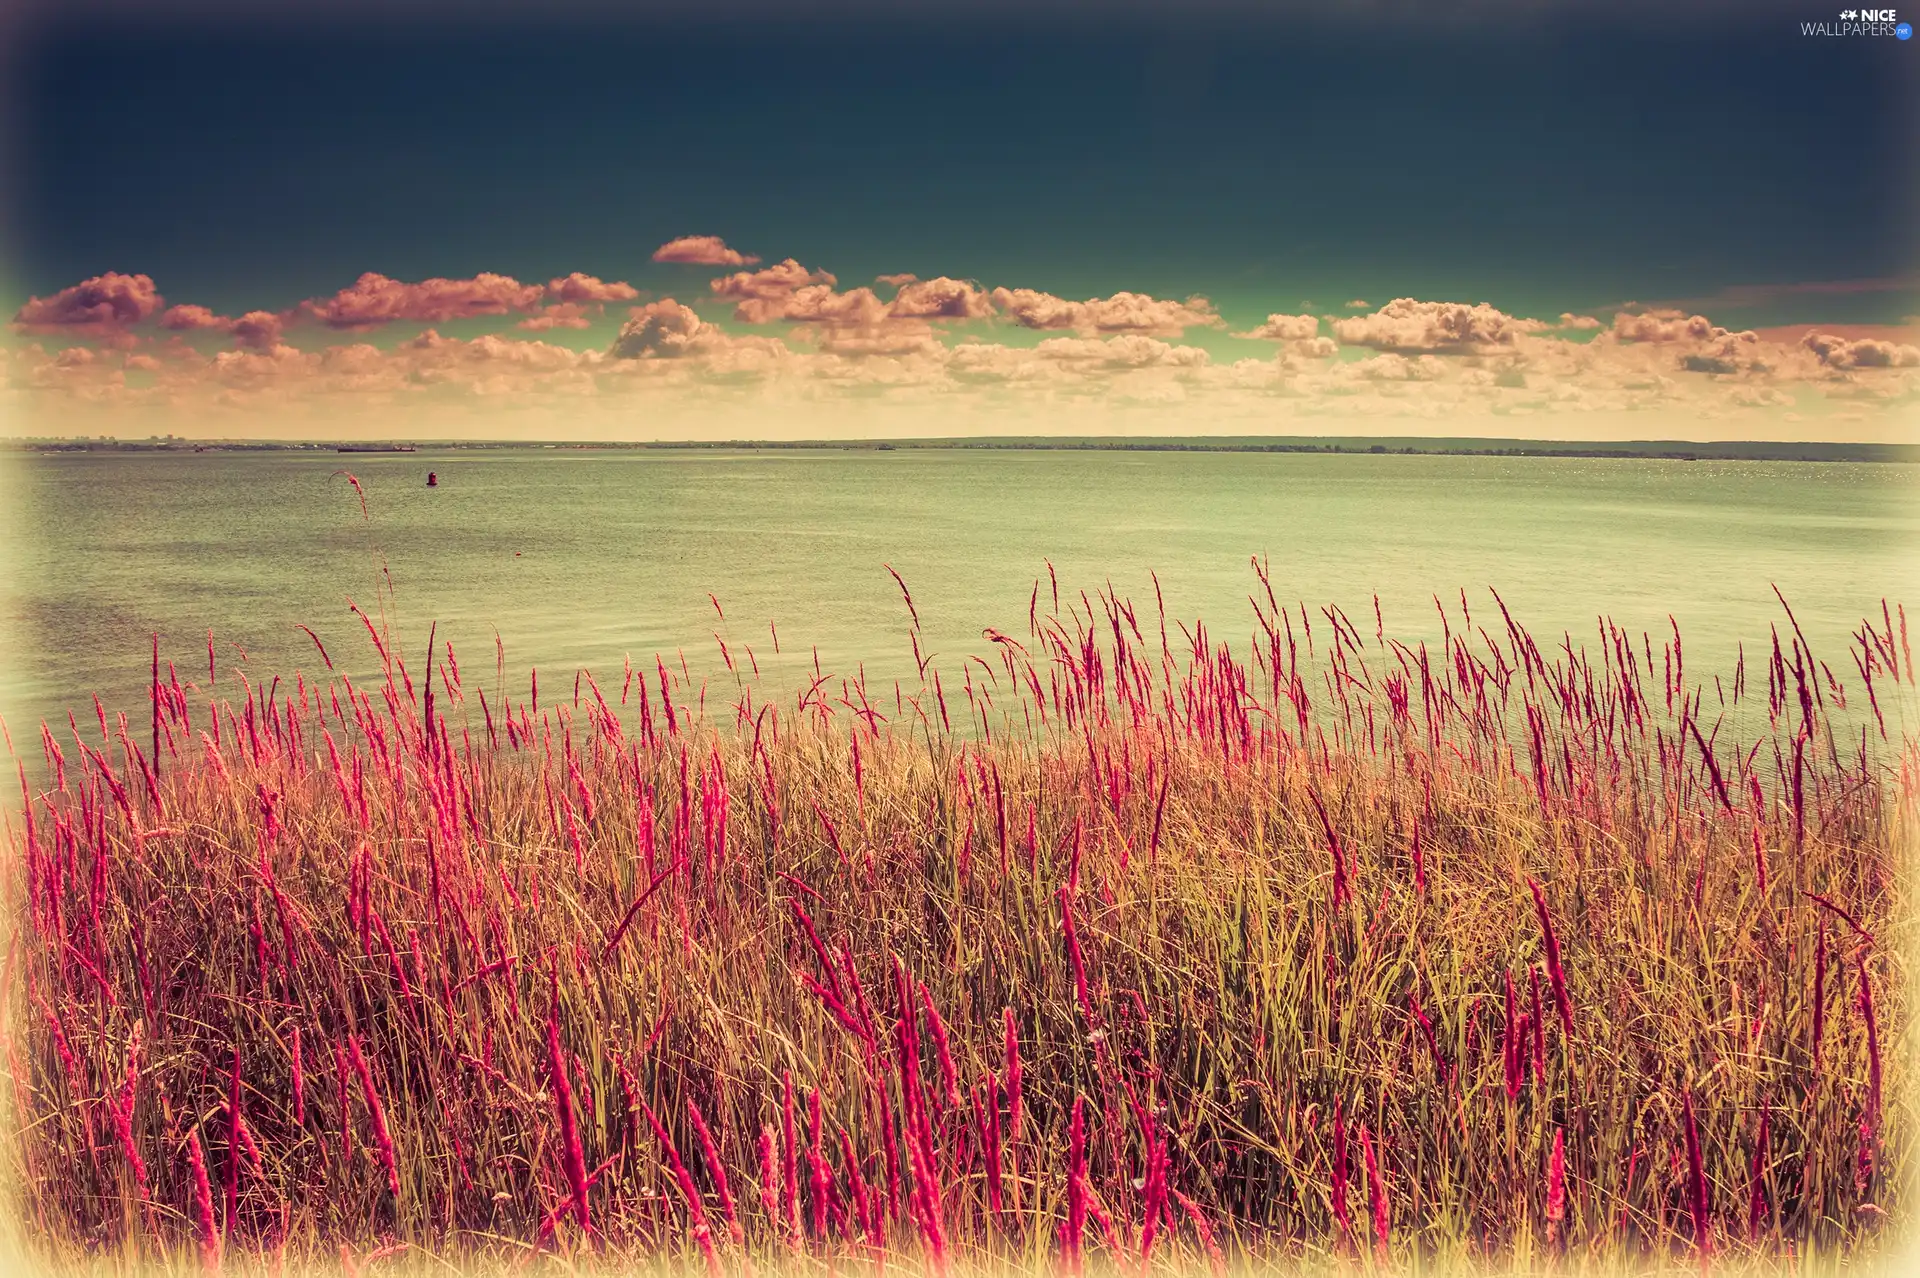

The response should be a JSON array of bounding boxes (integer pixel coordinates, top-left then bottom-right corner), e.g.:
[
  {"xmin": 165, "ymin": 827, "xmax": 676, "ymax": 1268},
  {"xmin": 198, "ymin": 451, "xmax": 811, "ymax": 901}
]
[
  {"xmin": 888, "ymin": 277, "xmax": 994, "ymax": 321},
  {"xmin": 609, "ymin": 300, "xmax": 707, "ymax": 358},
  {"xmin": 1344, "ymin": 299, "xmax": 1371, "ymax": 309},
  {"xmin": 160, "ymin": 304, "xmax": 229, "ymax": 331},
  {"xmin": 1034, "ymin": 334, "xmax": 1209, "ymax": 370},
  {"xmin": 546, "ymin": 273, "xmax": 640, "ymax": 303},
  {"xmin": 158, "ymin": 303, "xmax": 284, "ymax": 349},
  {"xmin": 708, "ymin": 259, "xmax": 933, "ymax": 329},
  {"xmin": 13, "ymin": 272, "xmax": 165, "ymax": 334},
  {"xmin": 301, "ymin": 272, "xmax": 546, "ymax": 329},
  {"xmin": 812, "ymin": 322, "xmax": 947, "ymax": 357},
  {"xmin": 1235, "ymin": 313, "xmax": 1320, "ymax": 342},
  {"xmin": 653, "ymin": 235, "xmax": 762, "ymax": 267},
  {"xmin": 1607, "ymin": 309, "xmax": 1737, "ymax": 344},
  {"xmin": 759, "ymin": 285, "xmax": 892, "ymax": 327},
  {"xmin": 988, "ymin": 288, "xmax": 1222, "ymax": 337},
  {"xmin": 19, "ymin": 271, "xmax": 1919, "ymax": 435},
  {"xmin": 1331, "ymin": 298, "xmax": 1547, "ymax": 352},
  {"xmin": 230, "ymin": 311, "xmax": 285, "ymax": 350},
  {"xmin": 518, "ymin": 304, "xmax": 594, "ymax": 331},
  {"xmin": 876, "ymin": 273, "xmax": 919, "ymax": 288},
  {"xmin": 711, "ymin": 258, "xmax": 838, "ymax": 301},
  {"xmin": 1800, "ymin": 330, "xmax": 1920, "ymax": 370}
]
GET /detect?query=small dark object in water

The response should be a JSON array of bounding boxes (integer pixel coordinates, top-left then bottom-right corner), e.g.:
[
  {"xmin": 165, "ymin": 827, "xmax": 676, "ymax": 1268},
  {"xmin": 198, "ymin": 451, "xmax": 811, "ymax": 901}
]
[{"xmin": 426, "ymin": 472, "xmax": 438, "ymax": 487}]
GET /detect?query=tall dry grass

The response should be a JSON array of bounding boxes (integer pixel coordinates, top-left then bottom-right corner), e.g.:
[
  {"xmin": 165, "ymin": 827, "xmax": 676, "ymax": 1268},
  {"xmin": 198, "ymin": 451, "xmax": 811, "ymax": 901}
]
[{"xmin": 2, "ymin": 565, "xmax": 1912, "ymax": 1275}]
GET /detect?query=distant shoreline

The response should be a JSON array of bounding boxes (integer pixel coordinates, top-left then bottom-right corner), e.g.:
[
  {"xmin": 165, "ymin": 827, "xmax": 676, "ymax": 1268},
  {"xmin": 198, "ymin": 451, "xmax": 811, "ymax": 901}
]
[{"xmin": 8, "ymin": 435, "xmax": 1918, "ymax": 464}]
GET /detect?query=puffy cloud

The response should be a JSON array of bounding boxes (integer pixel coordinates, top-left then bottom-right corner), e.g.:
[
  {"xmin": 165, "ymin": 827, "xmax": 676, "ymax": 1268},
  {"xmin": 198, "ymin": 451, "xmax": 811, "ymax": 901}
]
[
  {"xmin": 1331, "ymin": 298, "xmax": 1546, "ymax": 352},
  {"xmin": 888, "ymin": 277, "xmax": 993, "ymax": 321},
  {"xmin": 610, "ymin": 300, "xmax": 707, "ymax": 358},
  {"xmin": 1344, "ymin": 299, "xmax": 1370, "ymax": 309},
  {"xmin": 13, "ymin": 272, "xmax": 164, "ymax": 334},
  {"xmin": 988, "ymin": 288, "xmax": 1223, "ymax": 337},
  {"xmin": 1653, "ymin": 325, "xmax": 1765, "ymax": 376},
  {"xmin": 652, "ymin": 235, "xmax": 761, "ymax": 267},
  {"xmin": 208, "ymin": 343, "xmax": 314, "ymax": 389},
  {"xmin": 230, "ymin": 311, "xmax": 285, "ymax": 350},
  {"xmin": 1345, "ymin": 353, "xmax": 1449, "ymax": 382},
  {"xmin": 948, "ymin": 342, "xmax": 1056, "ymax": 384},
  {"xmin": 158, "ymin": 304, "xmax": 284, "ymax": 349},
  {"xmin": 708, "ymin": 259, "xmax": 894, "ymax": 327},
  {"xmin": 876, "ymin": 273, "xmax": 919, "ymax": 288},
  {"xmin": 301, "ymin": 272, "xmax": 546, "ymax": 329},
  {"xmin": 711, "ymin": 258, "xmax": 838, "ymax": 300},
  {"xmin": 718, "ymin": 268, "xmax": 990, "ymax": 333},
  {"xmin": 1236, "ymin": 313, "xmax": 1320, "ymax": 342},
  {"xmin": 546, "ymin": 273, "xmax": 640, "ymax": 304},
  {"xmin": 1800, "ymin": 330, "xmax": 1920, "ymax": 369},
  {"xmin": 160, "ymin": 304, "xmax": 230, "ymax": 331},
  {"xmin": 1556, "ymin": 313, "xmax": 1602, "ymax": 330},
  {"xmin": 752, "ymin": 285, "xmax": 892, "ymax": 327},
  {"xmin": 812, "ymin": 323, "xmax": 947, "ymax": 358},
  {"xmin": 410, "ymin": 330, "xmax": 591, "ymax": 369},
  {"xmin": 1607, "ymin": 309, "xmax": 1729, "ymax": 344},
  {"xmin": 1035, "ymin": 334, "xmax": 1209, "ymax": 370},
  {"xmin": 519, "ymin": 304, "xmax": 594, "ymax": 331}
]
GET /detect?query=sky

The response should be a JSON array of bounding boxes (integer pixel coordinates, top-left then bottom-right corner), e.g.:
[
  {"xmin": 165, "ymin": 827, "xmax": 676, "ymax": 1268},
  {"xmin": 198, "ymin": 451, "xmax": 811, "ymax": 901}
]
[{"xmin": 2, "ymin": 0, "xmax": 1917, "ymax": 441}]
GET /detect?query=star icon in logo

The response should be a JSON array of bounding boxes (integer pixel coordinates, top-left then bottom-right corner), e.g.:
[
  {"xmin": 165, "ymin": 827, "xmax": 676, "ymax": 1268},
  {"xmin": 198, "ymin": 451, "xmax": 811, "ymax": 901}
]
[{"xmin": 1840, "ymin": 7, "xmax": 1858, "ymax": 16}]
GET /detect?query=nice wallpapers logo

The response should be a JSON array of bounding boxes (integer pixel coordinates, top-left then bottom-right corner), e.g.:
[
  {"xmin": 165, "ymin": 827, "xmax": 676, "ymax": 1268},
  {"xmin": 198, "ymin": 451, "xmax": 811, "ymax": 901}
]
[{"xmin": 1803, "ymin": 8, "xmax": 1913, "ymax": 35}]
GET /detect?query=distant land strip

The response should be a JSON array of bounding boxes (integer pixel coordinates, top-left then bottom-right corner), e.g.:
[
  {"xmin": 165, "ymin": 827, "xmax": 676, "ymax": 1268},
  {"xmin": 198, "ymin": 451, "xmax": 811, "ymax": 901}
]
[{"xmin": 9, "ymin": 435, "xmax": 1920, "ymax": 463}]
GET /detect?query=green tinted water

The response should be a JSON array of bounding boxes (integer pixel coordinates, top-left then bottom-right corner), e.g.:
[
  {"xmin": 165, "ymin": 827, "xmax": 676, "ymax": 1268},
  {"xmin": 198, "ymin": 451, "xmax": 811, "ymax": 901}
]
[{"xmin": 2, "ymin": 448, "xmax": 1915, "ymax": 740}]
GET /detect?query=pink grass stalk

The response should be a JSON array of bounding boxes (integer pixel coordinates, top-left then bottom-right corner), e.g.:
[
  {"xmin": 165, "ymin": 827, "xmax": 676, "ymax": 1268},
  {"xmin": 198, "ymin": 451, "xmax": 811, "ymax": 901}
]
[
  {"xmin": 643, "ymin": 1101, "xmax": 722, "ymax": 1277},
  {"xmin": 345, "ymin": 1035, "xmax": 400, "ymax": 1199},
  {"xmin": 1683, "ymin": 1090, "xmax": 1711, "ymax": 1259},
  {"xmin": 1307, "ymin": 787, "xmax": 1350, "ymax": 908},
  {"xmin": 1546, "ymin": 1127, "xmax": 1567, "ymax": 1248},
  {"xmin": 224, "ymin": 1048, "xmax": 242, "ymax": 1235},
  {"xmin": 807, "ymin": 1088, "xmax": 830, "ymax": 1241},
  {"xmin": 1408, "ymin": 989, "xmax": 1446, "ymax": 1080},
  {"xmin": 1503, "ymin": 971, "xmax": 1525, "ymax": 1101},
  {"xmin": 978, "ymin": 1074, "xmax": 1004, "ymax": 1217},
  {"xmin": 1858, "ymin": 957, "xmax": 1882, "ymax": 1121},
  {"xmin": 545, "ymin": 1012, "xmax": 590, "ymax": 1233},
  {"xmin": 758, "ymin": 1123, "xmax": 780, "ymax": 1231},
  {"xmin": 686, "ymin": 1099, "xmax": 743, "ymax": 1245},
  {"xmin": 920, "ymin": 984, "xmax": 961, "ymax": 1111},
  {"xmin": 1528, "ymin": 877, "xmax": 1575, "ymax": 1040},
  {"xmin": 1812, "ymin": 922, "xmax": 1829, "ymax": 1066},
  {"xmin": 109, "ymin": 1049, "xmax": 147, "ymax": 1201},
  {"xmin": 1747, "ymin": 1101, "xmax": 1770, "ymax": 1240},
  {"xmin": 333, "ymin": 1043, "xmax": 352, "ymax": 1162},
  {"xmin": 781, "ymin": 1071, "xmax": 801, "ymax": 1246},
  {"xmin": 186, "ymin": 1128, "xmax": 221, "ymax": 1271},
  {"xmin": 1172, "ymin": 1189, "xmax": 1226, "ymax": 1278},
  {"xmin": 1058, "ymin": 887, "xmax": 1095, "ymax": 1025},
  {"xmin": 1358, "ymin": 1122, "xmax": 1389, "ymax": 1259},
  {"xmin": 289, "ymin": 1027, "xmax": 305, "ymax": 1126},
  {"xmin": 1064, "ymin": 1096, "xmax": 1088, "ymax": 1275},
  {"xmin": 840, "ymin": 1125, "xmax": 883, "ymax": 1253},
  {"xmin": 1331, "ymin": 1098, "xmax": 1351, "ymax": 1244}
]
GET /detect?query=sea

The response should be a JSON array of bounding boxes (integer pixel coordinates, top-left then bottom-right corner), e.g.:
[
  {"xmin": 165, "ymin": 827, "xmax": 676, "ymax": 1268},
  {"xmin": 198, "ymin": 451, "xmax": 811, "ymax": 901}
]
[{"xmin": 3, "ymin": 446, "xmax": 1916, "ymax": 749}]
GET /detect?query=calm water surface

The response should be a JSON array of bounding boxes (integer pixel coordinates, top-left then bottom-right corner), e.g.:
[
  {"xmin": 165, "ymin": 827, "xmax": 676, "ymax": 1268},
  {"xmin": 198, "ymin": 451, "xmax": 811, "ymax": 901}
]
[{"xmin": 2, "ymin": 448, "xmax": 1916, "ymax": 741}]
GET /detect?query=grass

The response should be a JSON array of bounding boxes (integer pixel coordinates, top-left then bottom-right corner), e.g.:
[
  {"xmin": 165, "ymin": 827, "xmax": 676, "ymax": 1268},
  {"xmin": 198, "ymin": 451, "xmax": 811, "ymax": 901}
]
[{"xmin": 1, "ymin": 567, "xmax": 1912, "ymax": 1275}]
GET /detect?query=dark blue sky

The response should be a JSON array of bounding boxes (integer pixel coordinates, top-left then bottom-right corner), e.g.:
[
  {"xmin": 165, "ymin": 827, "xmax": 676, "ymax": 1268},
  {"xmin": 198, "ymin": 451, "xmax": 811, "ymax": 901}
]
[{"xmin": 8, "ymin": 6, "xmax": 1916, "ymax": 327}]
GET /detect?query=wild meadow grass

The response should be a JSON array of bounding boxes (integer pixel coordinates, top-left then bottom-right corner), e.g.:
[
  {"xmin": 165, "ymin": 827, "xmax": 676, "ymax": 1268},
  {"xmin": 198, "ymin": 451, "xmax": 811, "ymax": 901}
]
[{"xmin": 1, "ymin": 565, "xmax": 1912, "ymax": 1276}]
